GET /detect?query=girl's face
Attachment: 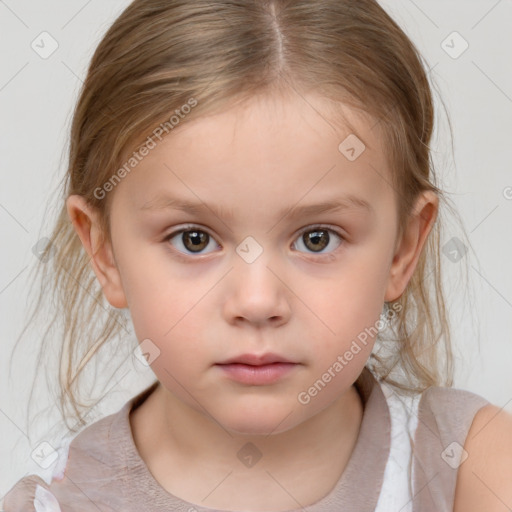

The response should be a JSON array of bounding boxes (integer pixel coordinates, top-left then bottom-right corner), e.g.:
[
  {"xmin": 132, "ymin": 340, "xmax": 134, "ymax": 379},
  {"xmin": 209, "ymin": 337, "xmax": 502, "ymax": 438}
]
[{"xmin": 93, "ymin": 93, "xmax": 431, "ymax": 435}]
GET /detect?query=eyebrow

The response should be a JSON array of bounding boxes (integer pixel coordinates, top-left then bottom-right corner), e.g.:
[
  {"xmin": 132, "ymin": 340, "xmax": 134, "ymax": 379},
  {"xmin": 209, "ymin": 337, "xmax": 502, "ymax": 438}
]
[{"xmin": 139, "ymin": 194, "xmax": 374, "ymax": 220}]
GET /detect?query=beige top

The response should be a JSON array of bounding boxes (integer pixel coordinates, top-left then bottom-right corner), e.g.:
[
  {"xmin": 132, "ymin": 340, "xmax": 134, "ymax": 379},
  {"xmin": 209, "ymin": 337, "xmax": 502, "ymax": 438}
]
[{"xmin": 3, "ymin": 367, "xmax": 489, "ymax": 512}]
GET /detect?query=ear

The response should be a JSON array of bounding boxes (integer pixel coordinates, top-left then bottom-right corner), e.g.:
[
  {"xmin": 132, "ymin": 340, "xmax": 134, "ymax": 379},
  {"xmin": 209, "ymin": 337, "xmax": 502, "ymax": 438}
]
[
  {"xmin": 66, "ymin": 195, "xmax": 128, "ymax": 309},
  {"xmin": 384, "ymin": 190, "xmax": 438, "ymax": 302}
]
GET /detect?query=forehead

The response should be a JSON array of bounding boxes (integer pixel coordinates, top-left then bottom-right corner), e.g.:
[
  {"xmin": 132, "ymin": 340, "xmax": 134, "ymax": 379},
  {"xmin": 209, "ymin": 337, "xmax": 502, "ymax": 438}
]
[
  {"xmin": 114, "ymin": 93, "xmax": 393, "ymax": 220},
  {"xmin": 158, "ymin": 92, "xmax": 379, "ymax": 157}
]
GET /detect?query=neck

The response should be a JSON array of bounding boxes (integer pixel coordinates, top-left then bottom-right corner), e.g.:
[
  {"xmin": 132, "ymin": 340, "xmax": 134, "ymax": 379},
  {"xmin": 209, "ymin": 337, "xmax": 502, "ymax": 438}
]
[{"xmin": 131, "ymin": 381, "xmax": 364, "ymax": 511}]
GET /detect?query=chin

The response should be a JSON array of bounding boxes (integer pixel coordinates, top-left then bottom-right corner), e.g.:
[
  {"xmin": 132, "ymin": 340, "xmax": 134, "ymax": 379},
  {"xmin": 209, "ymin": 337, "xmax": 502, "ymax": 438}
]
[{"xmin": 218, "ymin": 404, "xmax": 303, "ymax": 437}]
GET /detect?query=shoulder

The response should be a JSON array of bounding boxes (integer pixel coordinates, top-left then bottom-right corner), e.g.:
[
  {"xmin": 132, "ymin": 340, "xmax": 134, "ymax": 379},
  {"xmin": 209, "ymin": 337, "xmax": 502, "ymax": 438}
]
[
  {"xmin": 415, "ymin": 384, "xmax": 491, "ymax": 444},
  {"xmin": 3, "ymin": 406, "xmax": 126, "ymax": 512},
  {"xmin": 453, "ymin": 402, "xmax": 512, "ymax": 512},
  {"xmin": 2, "ymin": 475, "xmax": 61, "ymax": 512},
  {"xmin": 388, "ymin": 382, "xmax": 492, "ymax": 510}
]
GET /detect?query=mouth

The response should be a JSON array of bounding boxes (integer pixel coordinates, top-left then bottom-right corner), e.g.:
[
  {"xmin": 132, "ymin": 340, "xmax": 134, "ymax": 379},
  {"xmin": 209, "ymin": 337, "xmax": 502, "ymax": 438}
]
[
  {"xmin": 217, "ymin": 352, "xmax": 295, "ymax": 366},
  {"xmin": 215, "ymin": 353, "xmax": 299, "ymax": 385}
]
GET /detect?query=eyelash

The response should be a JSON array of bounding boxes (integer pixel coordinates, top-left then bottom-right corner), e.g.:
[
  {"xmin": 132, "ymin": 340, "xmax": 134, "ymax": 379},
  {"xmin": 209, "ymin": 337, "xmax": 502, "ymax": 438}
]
[{"xmin": 162, "ymin": 224, "xmax": 345, "ymax": 262}]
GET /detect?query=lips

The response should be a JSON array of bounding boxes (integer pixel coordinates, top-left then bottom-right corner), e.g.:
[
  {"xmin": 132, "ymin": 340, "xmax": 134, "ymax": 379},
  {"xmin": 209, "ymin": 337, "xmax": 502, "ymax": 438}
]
[
  {"xmin": 217, "ymin": 352, "xmax": 295, "ymax": 366},
  {"xmin": 215, "ymin": 353, "xmax": 299, "ymax": 385}
]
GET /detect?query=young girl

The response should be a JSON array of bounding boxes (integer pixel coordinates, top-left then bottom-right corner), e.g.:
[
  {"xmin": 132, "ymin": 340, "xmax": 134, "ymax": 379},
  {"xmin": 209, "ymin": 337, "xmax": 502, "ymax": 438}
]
[{"xmin": 4, "ymin": 0, "xmax": 512, "ymax": 511}]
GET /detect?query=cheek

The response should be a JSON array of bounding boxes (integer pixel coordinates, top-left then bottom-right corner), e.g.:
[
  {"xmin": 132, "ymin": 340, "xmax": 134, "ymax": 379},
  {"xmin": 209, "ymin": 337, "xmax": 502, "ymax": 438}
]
[
  {"xmin": 115, "ymin": 240, "xmax": 200, "ymax": 330},
  {"xmin": 112, "ymin": 236, "xmax": 226, "ymax": 379},
  {"xmin": 295, "ymin": 251, "xmax": 391, "ymax": 374},
  {"xmin": 300, "ymin": 260, "xmax": 389, "ymax": 339},
  {"xmin": 120, "ymin": 262, "xmax": 214, "ymax": 372}
]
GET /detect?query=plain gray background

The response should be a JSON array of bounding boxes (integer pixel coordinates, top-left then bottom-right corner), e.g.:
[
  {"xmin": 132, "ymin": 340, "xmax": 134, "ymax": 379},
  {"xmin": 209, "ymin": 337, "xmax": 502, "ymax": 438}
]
[{"xmin": 1, "ymin": 0, "xmax": 511, "ymax": 498}]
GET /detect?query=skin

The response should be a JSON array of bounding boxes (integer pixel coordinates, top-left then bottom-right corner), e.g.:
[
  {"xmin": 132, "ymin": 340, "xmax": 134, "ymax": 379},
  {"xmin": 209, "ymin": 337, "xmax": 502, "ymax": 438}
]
[
  {"xmin": 453, "ymin": 404, "xmax": 512, "ymax": 512},
  {"xmin": 67, "ymin": 92, "xmax": 439, "ymax": 511}
]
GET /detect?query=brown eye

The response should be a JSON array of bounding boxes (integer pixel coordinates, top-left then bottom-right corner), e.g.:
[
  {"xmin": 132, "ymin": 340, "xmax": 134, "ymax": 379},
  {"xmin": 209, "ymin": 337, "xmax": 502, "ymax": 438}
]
[
  {"xmin": 303, "ymin": 229, "xmax": 329, "ymax": 252},
  {"xmin": 182, "ymin": 230, "xmax": 209, "ymax": 252},
  {"xmin": 165, "ymin": 227, "xmax": 218, "ymax": 255},
  {"xmin": 293, "ymin": 225, "xmax": 343, "ymax": 256}
]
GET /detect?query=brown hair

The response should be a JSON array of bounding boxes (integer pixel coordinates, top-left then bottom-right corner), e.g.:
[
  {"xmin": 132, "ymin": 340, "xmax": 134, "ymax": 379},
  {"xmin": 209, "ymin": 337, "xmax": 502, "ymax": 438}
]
[{"xmin": 11, "ymin": 0, "xmax": 470, "ymax": 435}]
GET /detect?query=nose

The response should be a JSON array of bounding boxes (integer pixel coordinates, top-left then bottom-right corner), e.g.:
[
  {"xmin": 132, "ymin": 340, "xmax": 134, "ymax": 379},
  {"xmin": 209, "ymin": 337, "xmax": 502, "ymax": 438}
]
[{"xmin": 223, "ymin": 253, "xmax": 291, "ymax": 328}]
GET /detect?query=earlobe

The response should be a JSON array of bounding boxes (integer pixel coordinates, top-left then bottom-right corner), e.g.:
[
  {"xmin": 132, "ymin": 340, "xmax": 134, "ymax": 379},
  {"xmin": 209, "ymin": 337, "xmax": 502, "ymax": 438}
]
[
  {"xmin": 66, "ymin": 195, "xmax": 128, "ymax": 309},
  {"xmin": 384, "ymin": 191, "xmax": 438, "ymax": 302}
]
